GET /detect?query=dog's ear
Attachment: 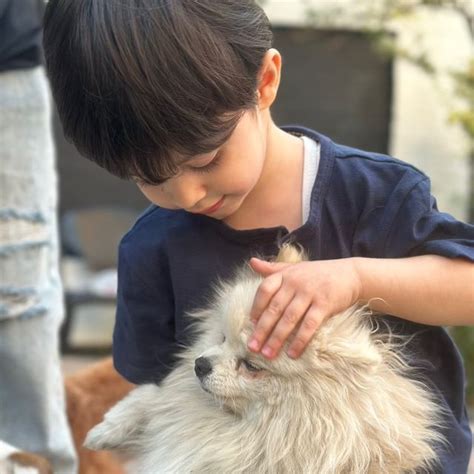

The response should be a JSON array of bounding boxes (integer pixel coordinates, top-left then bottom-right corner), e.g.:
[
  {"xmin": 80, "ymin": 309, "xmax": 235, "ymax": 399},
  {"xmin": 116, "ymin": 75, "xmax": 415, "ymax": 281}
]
[
  {"xmin": 311, "ymin": 306, "xmax": 383, "ymax": 372},
  {"xmin": 84, "ymin": 385, "xmax": 156, "ymax": 453},
  {"xmin": 275, "ymin": 244, "xmax": 306, "ymax": 264},
  {"xmin": 321, "ymin": 337, "xmax": 383, "ymax": 371}
]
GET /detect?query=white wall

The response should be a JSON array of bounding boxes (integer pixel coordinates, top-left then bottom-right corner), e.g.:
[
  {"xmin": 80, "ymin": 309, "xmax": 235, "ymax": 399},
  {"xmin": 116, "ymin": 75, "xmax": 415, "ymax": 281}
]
[{"xmin": 262, "ymin": 0, "xmax": 472, "ymax": 220}]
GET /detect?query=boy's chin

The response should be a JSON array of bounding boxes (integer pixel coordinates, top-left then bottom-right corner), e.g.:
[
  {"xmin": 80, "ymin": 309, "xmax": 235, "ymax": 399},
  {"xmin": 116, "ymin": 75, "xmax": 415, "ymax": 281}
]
[{"xmin": 218, "ymin": 197, "xmax": 249, "ymax": 222}]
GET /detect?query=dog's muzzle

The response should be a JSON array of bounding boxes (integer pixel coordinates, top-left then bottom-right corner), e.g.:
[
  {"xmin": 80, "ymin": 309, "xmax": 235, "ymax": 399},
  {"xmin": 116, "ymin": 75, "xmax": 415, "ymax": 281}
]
[{"xmin": 194, "ymin": 357, "xmax": 213, "ymax": 379}]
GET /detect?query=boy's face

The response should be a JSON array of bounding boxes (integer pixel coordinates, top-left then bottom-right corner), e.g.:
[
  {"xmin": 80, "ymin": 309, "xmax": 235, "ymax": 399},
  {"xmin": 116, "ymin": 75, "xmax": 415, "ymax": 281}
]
[{"xmin": 135, "ymin": 110, "xmax": 268, "ymax": 221}]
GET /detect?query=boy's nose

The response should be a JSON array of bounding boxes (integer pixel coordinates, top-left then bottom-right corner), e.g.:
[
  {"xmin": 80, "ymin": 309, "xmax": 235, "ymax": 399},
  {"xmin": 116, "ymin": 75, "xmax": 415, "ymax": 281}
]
[{"xmin": 168, "ymin": 176, "xmax": 207, "ymax": 211}]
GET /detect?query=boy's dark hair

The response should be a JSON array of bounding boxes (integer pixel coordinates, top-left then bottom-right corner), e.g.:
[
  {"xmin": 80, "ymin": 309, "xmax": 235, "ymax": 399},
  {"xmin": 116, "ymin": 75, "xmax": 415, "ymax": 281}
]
[{"xmin": 43, "ymin": 0, "xmax": 273, "ymax": 184}]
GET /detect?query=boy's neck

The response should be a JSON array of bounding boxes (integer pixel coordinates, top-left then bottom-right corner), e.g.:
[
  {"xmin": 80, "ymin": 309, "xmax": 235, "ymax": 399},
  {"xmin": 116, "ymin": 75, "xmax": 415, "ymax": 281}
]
[{"xmin": 224, "ymin": 116, "xmax": 304, "ymax": 232}]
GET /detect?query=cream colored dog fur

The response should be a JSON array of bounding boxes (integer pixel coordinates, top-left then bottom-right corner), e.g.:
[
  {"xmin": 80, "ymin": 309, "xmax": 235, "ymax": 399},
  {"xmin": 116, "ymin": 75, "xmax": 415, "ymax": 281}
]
[{"xmin": 85, "ymin": 245, "xmax": 444, "ymax": 473}]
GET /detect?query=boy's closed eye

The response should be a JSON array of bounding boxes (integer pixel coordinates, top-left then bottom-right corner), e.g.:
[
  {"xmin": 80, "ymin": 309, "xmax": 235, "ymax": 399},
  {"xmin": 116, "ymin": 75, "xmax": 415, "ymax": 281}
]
[
  {"xmin": 131, "ymin": 150, "xmax": 222, "ymax": 186},
  {"xmin": 187, "ymin": 151, "xmax": 223, "ymax": 174}
]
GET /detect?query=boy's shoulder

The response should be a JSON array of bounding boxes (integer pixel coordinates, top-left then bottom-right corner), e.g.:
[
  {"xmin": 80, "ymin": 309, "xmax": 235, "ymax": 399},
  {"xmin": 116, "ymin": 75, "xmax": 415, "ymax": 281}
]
[
  {"xmin": 288, "ymin": 126, "xmax": 432, "ymax": 221},
  {"xmin": 332, "ymin": 142, "xmax": 430, "ymax": 200},
  {"xmin": 126, "ymin": 204, "xmax": 188, "ymax": 233},
  {"xmin": 119, "ymin": 205, "xmax": 197, "ymax": 260},
  {"xmin": 333, "ymin": 142, "xmax": 426, "ymax": 179},
  {"xmin": 286, "ymin": 125, "xmax": 429, "ymax": 191}
]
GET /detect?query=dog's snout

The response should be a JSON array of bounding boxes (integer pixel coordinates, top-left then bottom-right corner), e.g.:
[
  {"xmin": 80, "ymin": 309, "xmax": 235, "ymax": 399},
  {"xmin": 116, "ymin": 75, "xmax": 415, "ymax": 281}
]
[{"xmin": 194, "ymin": 357, "xmax": 213, "ymax": 378}]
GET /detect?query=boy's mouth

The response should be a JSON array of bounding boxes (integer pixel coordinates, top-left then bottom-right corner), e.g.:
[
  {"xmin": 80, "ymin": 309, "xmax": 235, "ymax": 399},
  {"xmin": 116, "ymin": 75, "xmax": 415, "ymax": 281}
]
[{"xmin": 197, "ymin": 197, "xmax": 225, "ymax": 215}]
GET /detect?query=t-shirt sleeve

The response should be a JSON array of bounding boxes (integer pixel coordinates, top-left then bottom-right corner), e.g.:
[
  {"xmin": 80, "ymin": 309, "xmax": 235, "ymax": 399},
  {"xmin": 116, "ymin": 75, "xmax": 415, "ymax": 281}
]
[
  {"xmin": 113, "ymin": 239, "xmax": 180, "ymax": 385},
  {"xmin": 383, "ymin": 176, "xmax": 474, "ymax": 260}
]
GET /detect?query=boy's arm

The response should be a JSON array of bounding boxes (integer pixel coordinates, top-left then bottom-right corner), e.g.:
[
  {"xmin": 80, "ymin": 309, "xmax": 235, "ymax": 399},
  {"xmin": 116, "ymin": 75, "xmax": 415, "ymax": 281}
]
[
  {"xmin": 248, "ymin": 255, "xmax": 474, "ymax": 359},
  {"xmin": 354, "ymin": 254, "xmax": 474, "ymax": 326}
]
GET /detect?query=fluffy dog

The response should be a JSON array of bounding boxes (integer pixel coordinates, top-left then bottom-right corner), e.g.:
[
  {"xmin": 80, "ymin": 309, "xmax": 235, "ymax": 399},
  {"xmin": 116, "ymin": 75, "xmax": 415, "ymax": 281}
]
[{"xmin": 85, "ymin": 245, "xmax": 444, "ymax": 473}]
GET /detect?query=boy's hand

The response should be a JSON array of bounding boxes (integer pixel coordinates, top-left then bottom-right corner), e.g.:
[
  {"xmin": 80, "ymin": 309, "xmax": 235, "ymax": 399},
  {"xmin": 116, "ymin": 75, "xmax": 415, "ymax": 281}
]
[{"xmin": 248, "ymin": 258, "xmax": 362, "ymax": 359}]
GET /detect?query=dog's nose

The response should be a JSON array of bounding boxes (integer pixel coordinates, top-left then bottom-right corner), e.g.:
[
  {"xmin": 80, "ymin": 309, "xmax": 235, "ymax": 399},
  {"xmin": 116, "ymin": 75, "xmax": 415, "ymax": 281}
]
[{"xmin": 194, "ymin": 357, "xmax": 213, "ymax": 378}]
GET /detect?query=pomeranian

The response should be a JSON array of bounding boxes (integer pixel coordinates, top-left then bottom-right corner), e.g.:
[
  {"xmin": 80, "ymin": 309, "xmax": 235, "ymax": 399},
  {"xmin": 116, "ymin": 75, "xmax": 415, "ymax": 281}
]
[{"xmin": 85, "ymin": 245, "xmax": 443, "ymax": 473}]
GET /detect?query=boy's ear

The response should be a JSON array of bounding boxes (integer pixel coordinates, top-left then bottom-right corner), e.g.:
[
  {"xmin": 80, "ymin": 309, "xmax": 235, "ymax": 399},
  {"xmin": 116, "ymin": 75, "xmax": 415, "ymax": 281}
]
[{"xmin": 257, "ymin": 48, "xmax": 282, "ymax": 110}]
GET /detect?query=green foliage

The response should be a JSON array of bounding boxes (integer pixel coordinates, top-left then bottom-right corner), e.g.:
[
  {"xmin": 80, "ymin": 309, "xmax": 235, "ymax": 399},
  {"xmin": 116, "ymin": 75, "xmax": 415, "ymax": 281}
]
[
  {"xmin": 367, "ymin": 30, "xmax": 436, "ymax": 74},
  {"xmin": 450, "ymin": 59, "xmax": 474, "ymax": 141},
  {"xmin": 450, "ymin": 326, "xmax": 474, "ymax": 406}
]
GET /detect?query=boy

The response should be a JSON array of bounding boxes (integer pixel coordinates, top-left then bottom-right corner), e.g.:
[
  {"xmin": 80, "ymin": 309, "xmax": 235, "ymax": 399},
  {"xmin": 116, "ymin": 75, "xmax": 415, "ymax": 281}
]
[{"xmin": 43, "ymin": 1, "xmax": 474, "ymax": 471}]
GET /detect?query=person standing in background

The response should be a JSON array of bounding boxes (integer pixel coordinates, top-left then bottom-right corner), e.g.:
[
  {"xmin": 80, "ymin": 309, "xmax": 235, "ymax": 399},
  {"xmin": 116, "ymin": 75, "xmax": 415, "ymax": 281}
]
[{"xmin": 0, "ymin": 0, "xmax": 77, "ymax": 472}]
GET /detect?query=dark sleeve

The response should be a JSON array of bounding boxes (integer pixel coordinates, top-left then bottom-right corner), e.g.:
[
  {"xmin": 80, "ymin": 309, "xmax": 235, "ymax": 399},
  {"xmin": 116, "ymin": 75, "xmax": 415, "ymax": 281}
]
[
  {"xmin": 383, "ymin": 177, "xmax": 474, "ymax": 260},
  {"xmin": 0, "ymin": 0, "xmax": 43, "ymax": 71},
  {"xmin": 0, "ymin": 0, "xmax": 9, "ymax": 16},
  {"xmin": 113, "ymin": 241, "xmax": 180, "ymax": 385}
]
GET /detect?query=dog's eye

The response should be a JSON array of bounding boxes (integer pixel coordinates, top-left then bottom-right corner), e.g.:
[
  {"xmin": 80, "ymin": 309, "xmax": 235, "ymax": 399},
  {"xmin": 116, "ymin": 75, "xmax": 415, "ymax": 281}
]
[
  {"xmin": 242, "ymin": 359, "xmax": 261, "ymax": 372},
  {"xmin": 221, "ymin": 334, "xmax": 226, "ymax": 344}
]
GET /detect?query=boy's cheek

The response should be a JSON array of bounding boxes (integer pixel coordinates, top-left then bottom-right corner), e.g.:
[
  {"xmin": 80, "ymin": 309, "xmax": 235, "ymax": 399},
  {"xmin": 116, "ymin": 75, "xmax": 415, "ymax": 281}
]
[{"xmin": 138, "ymin": 187, "xmax": 177, "ymax": 209}]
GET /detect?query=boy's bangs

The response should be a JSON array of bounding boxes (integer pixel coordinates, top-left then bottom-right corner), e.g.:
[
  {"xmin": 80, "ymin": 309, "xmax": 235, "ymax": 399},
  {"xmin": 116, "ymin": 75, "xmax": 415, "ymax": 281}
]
[
  {"xmin": 43, "ymin": 0, "xmax": 271, "ymax": 182},
  {"xmin": 117, "ymin": 111, "xmax": 243, "ymax": 185},
  {"xmin": 128, "ymin": 152, "xmax": 181, "ymax": 185}
]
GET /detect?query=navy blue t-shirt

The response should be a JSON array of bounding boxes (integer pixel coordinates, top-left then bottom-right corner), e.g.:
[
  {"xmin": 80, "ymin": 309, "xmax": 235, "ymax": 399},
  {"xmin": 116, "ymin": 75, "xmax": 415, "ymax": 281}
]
[{"xmin": 114, "ymin": 126, "xmax": 474, "ymax": 472}]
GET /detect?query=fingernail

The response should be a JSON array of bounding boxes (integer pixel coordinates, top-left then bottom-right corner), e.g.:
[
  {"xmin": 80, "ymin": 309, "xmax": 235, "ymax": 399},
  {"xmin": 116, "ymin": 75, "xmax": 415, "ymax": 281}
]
[
  {"xmin": 287, "ymin": 349, "xmax": 297, "ymax": 359},
  {"xmin": 262, "ymin": 346, "xmax": 273, "ymax": 358},
  {"xmin": 248, "ymin": 339, "xmax": 259, "ymax": 351}
]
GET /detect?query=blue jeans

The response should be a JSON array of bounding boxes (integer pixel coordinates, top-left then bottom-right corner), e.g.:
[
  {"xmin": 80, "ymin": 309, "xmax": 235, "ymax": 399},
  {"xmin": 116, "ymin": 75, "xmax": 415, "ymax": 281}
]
[{"xmin": 0, "ymin": 66, "xmax": 77, "ymax": 474}]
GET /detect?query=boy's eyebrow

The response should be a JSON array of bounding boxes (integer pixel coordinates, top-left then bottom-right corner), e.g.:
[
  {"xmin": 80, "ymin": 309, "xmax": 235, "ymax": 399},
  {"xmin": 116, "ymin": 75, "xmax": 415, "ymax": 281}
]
[
  {"xmin": 167, "ymin": 115, "xmax": 237, "ymax": 168},
  {"xmin": 176, "ymin": 150, "xmax": 218, "ymax": 165},
  {"xmin": 129, "ymin": 152, "xmax": 215, "ymax": 185},
  {"xmin": 173, "ymin": 117, "xmax": 237, "ymax": 165}
]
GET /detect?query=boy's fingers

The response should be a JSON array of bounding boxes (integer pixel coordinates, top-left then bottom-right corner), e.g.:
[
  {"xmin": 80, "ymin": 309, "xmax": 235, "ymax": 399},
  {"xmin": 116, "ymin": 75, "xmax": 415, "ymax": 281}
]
[
  {"xmin": 287, "ymin": 306, "xmax": 325, "ymax": 358},
  {"xmin": 249, "ymin": 258, "xmax": 288, "ymax": 277},
  {"xmin": 248, "ymin": 283, "xmax": 293, "ymax": 354},
  {"xmin": 249, "ymin": 272, "xmax": 283, "ymax": 322},
  {"xmin": 260, "ymin": 295, "xmax": 312, "ymax": 358}
]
